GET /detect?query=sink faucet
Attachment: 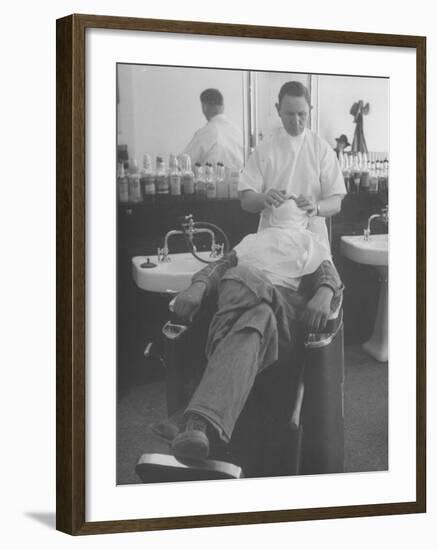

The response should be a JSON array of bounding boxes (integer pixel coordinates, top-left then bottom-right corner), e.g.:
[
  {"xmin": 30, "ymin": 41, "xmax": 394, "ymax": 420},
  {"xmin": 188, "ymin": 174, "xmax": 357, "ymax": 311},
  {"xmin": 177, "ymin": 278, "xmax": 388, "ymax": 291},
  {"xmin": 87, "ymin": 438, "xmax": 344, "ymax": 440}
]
[
  {"xmin": 363, "ymin": 206, "xmax": 389, "ymax": 240},
  {"xmin": 157, "ymin": 230, "xmax": 185, "ymax": 262},
  {"xmin": 157, "ymin": 215, "xmax": 218, "ymax": 262}
]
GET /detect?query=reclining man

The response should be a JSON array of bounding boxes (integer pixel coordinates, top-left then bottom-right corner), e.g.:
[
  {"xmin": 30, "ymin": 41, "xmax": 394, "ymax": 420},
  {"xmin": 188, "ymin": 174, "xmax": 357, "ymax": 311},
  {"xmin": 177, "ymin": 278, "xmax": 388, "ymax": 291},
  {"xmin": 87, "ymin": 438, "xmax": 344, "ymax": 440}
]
[{"xmin": 152, "ymin": 81, "xmax": 346, "ymax": 461}]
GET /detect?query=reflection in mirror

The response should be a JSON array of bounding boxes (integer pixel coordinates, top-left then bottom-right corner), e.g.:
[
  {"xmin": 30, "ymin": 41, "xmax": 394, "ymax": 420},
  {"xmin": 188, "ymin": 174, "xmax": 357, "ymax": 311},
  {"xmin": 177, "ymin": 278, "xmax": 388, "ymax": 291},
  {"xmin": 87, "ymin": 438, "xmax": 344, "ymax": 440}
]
[
  {"xmin": 315, "ymin": 74, "xmax": 389, "ymax": 153},
  {"xmin": 117, "ymin": 64, "xmax": 247, "ymax": 179}
]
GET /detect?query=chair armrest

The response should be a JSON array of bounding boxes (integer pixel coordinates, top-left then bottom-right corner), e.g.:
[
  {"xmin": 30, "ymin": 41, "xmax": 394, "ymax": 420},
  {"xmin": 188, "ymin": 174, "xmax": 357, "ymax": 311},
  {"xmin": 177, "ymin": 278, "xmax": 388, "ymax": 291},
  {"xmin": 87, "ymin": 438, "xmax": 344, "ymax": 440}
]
[
  {"xmin": 162, "ymin": 320, "xmax": 189, "ymax": 341},
  {"xmin": 163, "ymin": 295, "xmax": 215, "ymax": 342}
]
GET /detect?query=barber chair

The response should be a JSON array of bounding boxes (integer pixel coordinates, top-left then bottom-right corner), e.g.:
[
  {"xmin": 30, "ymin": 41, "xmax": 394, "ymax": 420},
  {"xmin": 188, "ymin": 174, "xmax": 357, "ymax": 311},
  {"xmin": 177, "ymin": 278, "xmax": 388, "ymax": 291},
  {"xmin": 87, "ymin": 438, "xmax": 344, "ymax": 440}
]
[{"xmin": 136, "ymin": 292, "xmax": 345, "ymax": 483}]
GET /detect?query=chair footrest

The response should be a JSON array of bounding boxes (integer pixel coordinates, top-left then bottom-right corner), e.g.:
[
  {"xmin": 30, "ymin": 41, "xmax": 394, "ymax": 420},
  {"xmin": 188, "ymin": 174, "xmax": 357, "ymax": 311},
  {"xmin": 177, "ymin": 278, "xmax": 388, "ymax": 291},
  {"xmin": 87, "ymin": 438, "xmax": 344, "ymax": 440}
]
[{"xmin": 136, "ymin": 453, "xmax": 243, "ymax": 483}]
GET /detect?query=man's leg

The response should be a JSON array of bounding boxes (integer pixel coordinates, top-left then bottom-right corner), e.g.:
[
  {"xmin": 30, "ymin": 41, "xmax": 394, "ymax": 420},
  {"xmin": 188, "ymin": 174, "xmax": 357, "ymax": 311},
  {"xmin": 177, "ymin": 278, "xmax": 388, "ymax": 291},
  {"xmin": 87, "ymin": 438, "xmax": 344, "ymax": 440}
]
[
  {"xmin": 172, "ymin": 266, "xmax": 299, "ymax": 459},
  {"xmin": 186, "ymin": 303, "xmax": 278, "ymax": 441}
]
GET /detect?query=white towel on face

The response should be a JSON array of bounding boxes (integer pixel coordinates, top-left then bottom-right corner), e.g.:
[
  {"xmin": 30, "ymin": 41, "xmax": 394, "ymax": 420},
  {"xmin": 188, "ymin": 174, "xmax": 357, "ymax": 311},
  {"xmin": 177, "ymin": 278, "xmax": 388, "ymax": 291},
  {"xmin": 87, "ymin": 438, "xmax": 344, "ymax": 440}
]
[{"xmin": 234, "ymin": 201, "xmax": 331, "ymax": 289}]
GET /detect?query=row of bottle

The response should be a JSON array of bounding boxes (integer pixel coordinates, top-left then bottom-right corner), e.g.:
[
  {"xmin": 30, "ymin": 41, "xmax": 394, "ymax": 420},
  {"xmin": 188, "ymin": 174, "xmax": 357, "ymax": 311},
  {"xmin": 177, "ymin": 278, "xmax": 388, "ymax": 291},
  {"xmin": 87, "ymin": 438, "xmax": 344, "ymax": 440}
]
[
  {"xmin": 118, "ymin": 153, "xmax": 241, "ymax": 204},
  {"xmin": 339, "ymin": 152, "xmax": 389, "ymax": 194}
]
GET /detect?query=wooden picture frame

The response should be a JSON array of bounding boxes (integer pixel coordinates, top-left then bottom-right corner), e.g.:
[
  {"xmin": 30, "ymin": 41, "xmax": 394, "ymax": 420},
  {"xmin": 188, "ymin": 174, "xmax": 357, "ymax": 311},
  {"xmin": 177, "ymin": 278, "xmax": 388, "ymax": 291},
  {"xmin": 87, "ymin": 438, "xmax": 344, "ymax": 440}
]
[{"xmin": 56, "ymin": 13, "xmax": 426, "ymax": 535}]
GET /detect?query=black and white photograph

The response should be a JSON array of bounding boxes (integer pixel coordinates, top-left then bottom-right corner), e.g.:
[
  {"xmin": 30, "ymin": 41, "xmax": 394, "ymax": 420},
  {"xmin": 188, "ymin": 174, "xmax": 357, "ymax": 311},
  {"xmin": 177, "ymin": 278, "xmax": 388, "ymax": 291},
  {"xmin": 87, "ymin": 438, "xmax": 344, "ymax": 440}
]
[
  {"xmin": 116, "ymin": 64, "xmax": 390, "ymax": 485},
  {"xmin": 2, "ymin": 0, "xmax": 432, "ymax": 543}
]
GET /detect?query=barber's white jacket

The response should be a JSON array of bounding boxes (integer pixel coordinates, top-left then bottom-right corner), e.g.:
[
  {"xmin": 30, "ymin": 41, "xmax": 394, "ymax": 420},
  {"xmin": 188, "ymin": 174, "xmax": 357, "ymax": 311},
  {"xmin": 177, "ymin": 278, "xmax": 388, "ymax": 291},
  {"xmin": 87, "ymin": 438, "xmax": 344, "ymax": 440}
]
[
  {"xmin": 239, "ymin": 127, "xmax": 346, "ymax": 247},
  {"xmin": 183, "ymin": 113, "xmax": 244, "ymax": 170}
]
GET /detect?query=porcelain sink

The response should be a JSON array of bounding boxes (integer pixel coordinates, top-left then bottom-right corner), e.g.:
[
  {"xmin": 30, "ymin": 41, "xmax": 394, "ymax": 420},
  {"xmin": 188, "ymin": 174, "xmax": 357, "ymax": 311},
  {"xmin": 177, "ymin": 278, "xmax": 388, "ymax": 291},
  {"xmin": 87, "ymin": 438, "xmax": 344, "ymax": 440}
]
[
  {"xmin": 340, "ymin": 232, "xmax": 389, "ymax": 362},
  {"xmin": 340, "ymin": 234, "xmax": 388, "ymax": 267},
  {"xmin": 132, "ymin": 251, "xmax": 213, "ymax": 293}
]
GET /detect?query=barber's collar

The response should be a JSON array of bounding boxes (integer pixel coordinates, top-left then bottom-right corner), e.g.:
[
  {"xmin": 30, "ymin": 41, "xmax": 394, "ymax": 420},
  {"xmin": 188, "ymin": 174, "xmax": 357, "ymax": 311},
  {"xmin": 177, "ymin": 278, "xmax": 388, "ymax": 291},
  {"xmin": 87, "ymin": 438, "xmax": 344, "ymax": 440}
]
[
  {"xmin": 280, "ymin": 126, "xmax": 306, "ymax": 142},
  {"xmin": 279, "ymin": 127, "xmax": 306, "ymax": 150},
  {"xmin": 208, "ymin": 113, "xmax": 226, "ymax": 123}
]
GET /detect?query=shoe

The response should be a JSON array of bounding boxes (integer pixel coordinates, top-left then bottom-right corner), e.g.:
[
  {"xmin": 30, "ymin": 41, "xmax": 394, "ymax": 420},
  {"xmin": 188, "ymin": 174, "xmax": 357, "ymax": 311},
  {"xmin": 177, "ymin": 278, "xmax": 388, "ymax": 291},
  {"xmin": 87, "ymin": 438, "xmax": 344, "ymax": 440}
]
[
  {"xmin": 149, "ymin": 420, "xmax": 180, "ymax": 443},
  {"xmin": 148, "ymin": 409, "xmax": 185, "ymax": 443},
  {"xmin": 171, "ymin": 413, "xmax": 210, "ymax": 461}
]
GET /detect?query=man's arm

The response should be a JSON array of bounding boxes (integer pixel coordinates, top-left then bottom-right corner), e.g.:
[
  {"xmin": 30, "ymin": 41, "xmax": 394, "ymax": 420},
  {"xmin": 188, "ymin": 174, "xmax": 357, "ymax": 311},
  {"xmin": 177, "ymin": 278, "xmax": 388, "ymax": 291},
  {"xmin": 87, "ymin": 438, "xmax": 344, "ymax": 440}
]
[
  {"xmin": 190, "ymin": 250, "xmax": 238, "ymax": 292},
  {"xmin": 300, "ymin": 260, "xmax": 344, "ymax": 332},
  {"xmin": 172, "ymin": 251, "xmax": 238, "ymax": 322},
  {"xmin": 295, "ymin": 194, "xmax": 344, "ymax": 217}
]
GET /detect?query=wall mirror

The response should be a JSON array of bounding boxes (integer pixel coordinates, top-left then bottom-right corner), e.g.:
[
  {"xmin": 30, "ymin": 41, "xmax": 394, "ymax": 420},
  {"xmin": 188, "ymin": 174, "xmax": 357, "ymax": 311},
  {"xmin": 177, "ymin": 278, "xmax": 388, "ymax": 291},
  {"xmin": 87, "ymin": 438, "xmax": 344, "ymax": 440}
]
[{"xmin": 117, "ymin": 65, "xmax": 389, "ymax": 165}]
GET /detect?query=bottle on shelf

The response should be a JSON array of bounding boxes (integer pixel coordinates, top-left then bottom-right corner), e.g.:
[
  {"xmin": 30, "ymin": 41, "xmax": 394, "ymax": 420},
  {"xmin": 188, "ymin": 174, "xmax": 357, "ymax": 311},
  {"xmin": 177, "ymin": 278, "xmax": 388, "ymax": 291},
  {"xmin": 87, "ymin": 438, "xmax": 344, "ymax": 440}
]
[
  {"xmin": 140, "ymin": 153, "xmax": 156, "ymax": 203},
  {"xmin": 229, "ymin": 170, "xmax": 240, "ymax": 199},
  {"xmin": 205, "ymin": 162, "xmax": 217, "ymax": 199},
  {"xmin": 351, "ymin": 154, "xmax": 361, "ymax": 194},
  {"xmin": 155, "ymin": 155, "xmax": 169, "ymax": 201},
  {"xmin": 360, "ymin": 152, "xmax": 370, "ymax": 192},
  {"xmin": 127, "ymin": 157, "xmax": 142, "ymax": 203},
  {"xmin": 340, "ymin": 153, "xmax": 351, "ymax": 193},
  {"xmin": 378, "ymin": 157, "xmax": 389, "ymax": 193},
  {"xmin": 194, "ymin": 163, "xmax": 206, "ymax": 199},
  {"xmin": 128, "ymin": 157, "xmax": 138, "ymax": 173},
  {"xmin": 215, "ymin": 162, "xmax": 229, "ymax": 199},
  {"xmin": 368, "ymin": 162, "xmax": 379, "ymax": 194},
  {"xmin": 375, "ymin": 154, "xmax": 381, "ymax": 173},
  {"xmin": 180, "ymin": 154, "xmax": 195, "ymax": 198},
  {"xmin": 117, "ymin": 144, "xmax": 129, "ymax": 171},
  {"xmin": 384, "ymin": 156, "xmax": 390, "ymax": 191},
  {"xmin": 168, "ymin": 154, "xmax": 182, "ymax": 199},
  {"xmin": 117, "ymin": 162, "xmax": 129, "ymax": 203}
]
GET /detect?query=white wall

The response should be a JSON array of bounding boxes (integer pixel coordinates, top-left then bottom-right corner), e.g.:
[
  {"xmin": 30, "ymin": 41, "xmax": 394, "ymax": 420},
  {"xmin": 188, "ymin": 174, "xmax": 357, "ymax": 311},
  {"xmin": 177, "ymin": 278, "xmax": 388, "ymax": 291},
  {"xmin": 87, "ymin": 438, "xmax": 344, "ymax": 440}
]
[
  {"xmin": 2, "ymin": 1, "xmax": 436, "ymax": 549},
  {"xmin": 317, "ymin": 74, "xmax": 389, "ymax": 152},
  {"xmin": 118, "ymin": 64, "xmax": 245, "ymax": 163},
  {"xmin": 117, "ymin": 65, "xmax": 136, "ymax": 154}
]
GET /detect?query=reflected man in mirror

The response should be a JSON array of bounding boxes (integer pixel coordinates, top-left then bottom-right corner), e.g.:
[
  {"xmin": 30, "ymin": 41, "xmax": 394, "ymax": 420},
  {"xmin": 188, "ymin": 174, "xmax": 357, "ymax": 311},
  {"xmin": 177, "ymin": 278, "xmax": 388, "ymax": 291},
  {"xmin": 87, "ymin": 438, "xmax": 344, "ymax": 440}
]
[{"xmin": 183, "ymin": 88, "xmax": 244, "ymax": 171}]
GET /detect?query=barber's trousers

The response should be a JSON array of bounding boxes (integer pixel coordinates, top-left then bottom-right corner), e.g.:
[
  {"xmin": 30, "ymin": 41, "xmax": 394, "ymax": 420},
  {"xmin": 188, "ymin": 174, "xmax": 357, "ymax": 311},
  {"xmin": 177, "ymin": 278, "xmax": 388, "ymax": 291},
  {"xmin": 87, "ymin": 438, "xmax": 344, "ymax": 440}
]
[{"xmin": 186, "ymin": 265, "xmax": 306, "ymax": 443}]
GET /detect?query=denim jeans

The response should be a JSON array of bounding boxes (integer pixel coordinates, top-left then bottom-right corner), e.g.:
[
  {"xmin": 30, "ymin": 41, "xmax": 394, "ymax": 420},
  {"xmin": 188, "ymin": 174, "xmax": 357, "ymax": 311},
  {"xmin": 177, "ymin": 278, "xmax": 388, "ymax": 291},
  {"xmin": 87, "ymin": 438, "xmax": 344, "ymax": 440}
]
[
  {"xmin": 186, "ymin": 250, "xmax": 343, "ymax": 443},
  {"xmin": 187, "ymin": 265, "xmax": 310, "ymax": 442}
]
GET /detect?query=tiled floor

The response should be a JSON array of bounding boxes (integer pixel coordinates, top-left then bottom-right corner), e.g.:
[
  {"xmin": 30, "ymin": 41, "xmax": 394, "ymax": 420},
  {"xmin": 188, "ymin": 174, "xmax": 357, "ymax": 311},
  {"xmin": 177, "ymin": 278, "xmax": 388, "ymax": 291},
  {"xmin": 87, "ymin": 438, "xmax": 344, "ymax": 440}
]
[{"xmin": 117, "ymin": 344, "xmax": 388, "ymax": 484}]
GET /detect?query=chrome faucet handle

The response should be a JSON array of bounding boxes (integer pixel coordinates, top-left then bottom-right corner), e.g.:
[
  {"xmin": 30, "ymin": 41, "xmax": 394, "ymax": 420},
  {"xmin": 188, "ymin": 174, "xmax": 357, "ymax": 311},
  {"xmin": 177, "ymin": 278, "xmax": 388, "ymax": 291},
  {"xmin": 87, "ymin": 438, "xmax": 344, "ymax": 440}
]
[
  {"xmin": 210, "ymin": 243, "xmax": 224, "ymax": 258},
  {"xmin": 157, "ymin": 247, "xmax": 170, "ymax": 262},
  {"xmin": 180, "ymin": 213, "xmax": 193, "ymax": 224},
  {"xmin": 180, "ymin": 214, "xmax": 195, "ymax": 236},
  {"xmin": 363, "ymin": 228, "xmax": 370, "ymax": 241},
  {"xmin": 381, "ymin": 206, "xmax": 389, "ymax": 222}
]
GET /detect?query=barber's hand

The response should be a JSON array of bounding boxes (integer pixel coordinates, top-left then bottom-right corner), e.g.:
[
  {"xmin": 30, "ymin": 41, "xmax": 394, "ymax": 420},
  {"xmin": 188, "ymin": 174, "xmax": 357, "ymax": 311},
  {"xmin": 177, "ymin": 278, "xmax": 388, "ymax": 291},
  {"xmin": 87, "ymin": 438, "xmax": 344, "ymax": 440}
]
[
  {"xmin": 263, "ymin": 189, "xmax": 287, "ymax": 208},
  {"xmin": 172, "ymin": 282, "xmax": 207, "ymax": 323},
  {"xmin": 300, "ymin": 286, "xmax": 333, "ymax": 332},
  {"xmin": 296, "ymin": 194, "xmax": 317, "ymax": 216}
]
